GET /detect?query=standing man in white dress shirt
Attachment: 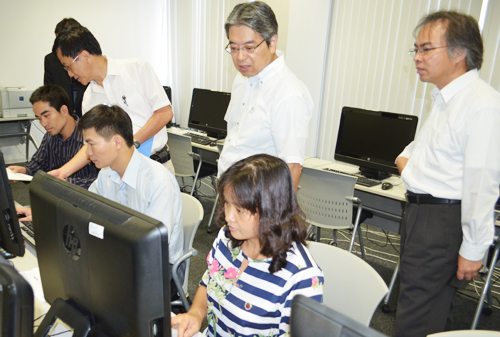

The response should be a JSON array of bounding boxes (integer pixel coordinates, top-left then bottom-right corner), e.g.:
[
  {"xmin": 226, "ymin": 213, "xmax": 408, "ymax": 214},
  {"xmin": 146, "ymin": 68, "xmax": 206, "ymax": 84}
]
[
  {"xmin": 395, "ymin": 11, "xmax": 500, "ymax": 336},
  {"xmin": 217, "ymin": 1, "xmax": 313, "ymax": 191},
  {"xmin": 48, "ymin": 26, "xmax": 175, "ymax": 178}
]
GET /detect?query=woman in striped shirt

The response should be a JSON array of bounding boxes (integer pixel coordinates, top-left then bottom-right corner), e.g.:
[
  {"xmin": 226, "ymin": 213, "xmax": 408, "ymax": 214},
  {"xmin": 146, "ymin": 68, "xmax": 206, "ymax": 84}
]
[{"xmin": 172, "ymin": 154, "xmax": 323, "ymax": 337}]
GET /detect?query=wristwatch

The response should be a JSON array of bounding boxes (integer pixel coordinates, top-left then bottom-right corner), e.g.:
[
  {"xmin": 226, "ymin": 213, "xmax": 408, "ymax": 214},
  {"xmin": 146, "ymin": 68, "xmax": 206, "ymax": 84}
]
[{"xmin": 133, "ymin": 139, "xmax": 141, "ymax": 149}]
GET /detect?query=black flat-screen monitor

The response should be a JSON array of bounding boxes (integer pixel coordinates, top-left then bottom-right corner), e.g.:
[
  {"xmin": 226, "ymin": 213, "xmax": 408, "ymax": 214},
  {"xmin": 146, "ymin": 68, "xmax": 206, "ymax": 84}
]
[
  {"xmin": 187, "ymin": 88, "xmax": 230, "ymax": 138},
  {"xmin": 0, "ymin": 255, "xmax": 34, "ymax": 337},
  {"xmin": 291, "ymin": 295, "xmax": 387, "ymax": 337},
  {"xmin": 335, "ymin": 106, "xmax": 418, "ymax": 180},
  {"xmin": 0, "ymin": 151, "xmax": 25, "ymax": 258},
  {"xmin": 163, "ymin": 86, "xmax": 172, "ymax": 104},
  {"xmin": 30, "ymin": 171, "xmax": 171, "ymax": 337}
]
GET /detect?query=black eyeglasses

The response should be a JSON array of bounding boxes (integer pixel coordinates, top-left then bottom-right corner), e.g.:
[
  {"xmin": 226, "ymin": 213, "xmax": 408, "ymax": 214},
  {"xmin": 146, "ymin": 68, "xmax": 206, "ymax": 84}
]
[
  {"xmin": 408, "ymin": 46, "xmax": 447, "ymax": 57},
  {"xmin": 225, "ymin": 39, "xmax": 266, "ymax": 55}
]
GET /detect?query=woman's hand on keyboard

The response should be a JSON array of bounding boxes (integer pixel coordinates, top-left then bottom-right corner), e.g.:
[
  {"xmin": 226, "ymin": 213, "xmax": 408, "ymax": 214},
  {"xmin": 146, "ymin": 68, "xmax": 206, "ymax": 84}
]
[{"xmin": 16, "ymin": 206, "xmax": 32, "ymax": 222}]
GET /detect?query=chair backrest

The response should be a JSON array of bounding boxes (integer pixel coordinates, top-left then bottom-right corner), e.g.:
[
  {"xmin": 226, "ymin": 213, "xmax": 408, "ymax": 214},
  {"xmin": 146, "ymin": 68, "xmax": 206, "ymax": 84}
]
[
  {"xmin": 427, "ymin": 331, "xmax": 500, "ymax": 336},
  {"xmin": 180, "ymin": 193, "xmax": 204, "ymax": 292},
  {"xmin": 168, "ymin": 133, "xmax": 195, "ymax": 178},
  {"xmin": 307, "ymin": 241, "xmax": 388, "ymax": 326},
  {"xmin": 291, "ymin": 295, "xmax": 387, "ymax": 337},
  {"xmin": 298, "ymin": 167, "xmax": 357, "ymax": 230}
]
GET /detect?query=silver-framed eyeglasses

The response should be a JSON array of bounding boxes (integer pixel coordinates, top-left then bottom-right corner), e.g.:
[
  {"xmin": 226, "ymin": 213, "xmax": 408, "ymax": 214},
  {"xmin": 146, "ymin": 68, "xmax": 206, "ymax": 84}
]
[
  {"xmin": 225, "ymin": 39, "xmax": 266, "ymax": 55},
  {"xmin": 63, "ymin": 53, "xmax": 81, "ymax": 72},
  {"xmin": 408, "ymin": 46, "xmax": 448, "ymax": 57}
]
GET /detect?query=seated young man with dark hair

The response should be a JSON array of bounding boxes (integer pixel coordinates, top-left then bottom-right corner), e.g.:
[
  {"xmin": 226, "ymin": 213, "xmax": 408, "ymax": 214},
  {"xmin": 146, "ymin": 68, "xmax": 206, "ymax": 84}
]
[
  {"xmin": 79, "ymin": 103, "xmax": 184, "ymax": 298},
  {"xmin": 8, "ymin": 84, "xmax": 98, "ymax": 189}
]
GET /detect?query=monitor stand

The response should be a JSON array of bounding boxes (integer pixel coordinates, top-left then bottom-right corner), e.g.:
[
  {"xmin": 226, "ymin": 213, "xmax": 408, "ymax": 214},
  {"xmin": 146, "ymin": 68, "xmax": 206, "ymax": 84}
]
[
  {"xmin": 35, "ymin": 298, "xmax": 92, "ymax": 337},
  {"xmin": 359, "ymin": 167, "xmax": 391, "ymax": 181}
]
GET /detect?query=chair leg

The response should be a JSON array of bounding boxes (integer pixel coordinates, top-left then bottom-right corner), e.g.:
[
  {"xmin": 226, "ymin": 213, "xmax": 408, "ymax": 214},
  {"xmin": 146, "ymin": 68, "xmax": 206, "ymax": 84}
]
[
  {"xmin": 357, "ymin": 225, "xmax": 366, "ymax": 260},
  {"xmin": 316, "ymin": 227, "xmax": 321, "ymax": 242},
  {"xmin": 332, "ymin": 229, "xmax": 338, "ymax": 246},
  {"xmin": 207, "ymin": 193, "xmax": 219, "ymax": 233},
  {"xmin": 382, "ymin": 260, "xmax": 400, "ymax": 313},
  {"xmin": 471, "ymin": 239, "xmax": 500, "ymax": 329},
  {"xmin": 306, "ymin": 224, "xmax": 315, "ymax": 240}
]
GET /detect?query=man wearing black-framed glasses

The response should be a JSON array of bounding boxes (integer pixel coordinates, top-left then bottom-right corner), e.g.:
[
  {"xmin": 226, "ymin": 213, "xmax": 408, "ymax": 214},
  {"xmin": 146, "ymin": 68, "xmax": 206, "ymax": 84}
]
[{"xmin": 217, "ymin": 1, "xmax": 313, "ymax": 192}]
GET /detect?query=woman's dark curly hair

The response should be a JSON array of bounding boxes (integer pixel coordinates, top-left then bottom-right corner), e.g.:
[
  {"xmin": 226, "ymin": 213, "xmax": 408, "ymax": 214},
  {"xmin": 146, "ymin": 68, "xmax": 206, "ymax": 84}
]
[{"xmin": 216, "ymin": 154, "xmax": 307, "ymax": 274}]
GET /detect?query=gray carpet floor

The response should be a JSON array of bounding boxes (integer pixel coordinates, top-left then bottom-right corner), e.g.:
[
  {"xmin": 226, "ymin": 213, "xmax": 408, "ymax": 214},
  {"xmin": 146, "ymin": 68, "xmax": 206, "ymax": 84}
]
[{"xmin": 9, "ymin": 175, "xmax": 500, "ymax": 336}]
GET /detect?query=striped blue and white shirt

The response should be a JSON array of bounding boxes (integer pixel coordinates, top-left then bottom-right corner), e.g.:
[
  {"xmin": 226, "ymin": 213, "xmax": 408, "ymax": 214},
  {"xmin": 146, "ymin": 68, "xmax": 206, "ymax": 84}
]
[{"xmin": 201, "ymin": 227, "xmax": 323, "ymax": 337}]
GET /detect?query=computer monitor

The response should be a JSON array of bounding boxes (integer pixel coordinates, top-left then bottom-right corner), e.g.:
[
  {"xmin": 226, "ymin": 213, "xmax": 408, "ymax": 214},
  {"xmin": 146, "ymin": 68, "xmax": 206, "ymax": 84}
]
[
  {"xmin": 335, "ymin": 106, "xmax": 418, "ymax": 180},
  {"xmin": 163, "ymin": 86, "xmax": 172, "ymax": 104},
  {"xmin": 30, "ymin": 171, "xmax": 171, "ymax": 337},
  {"xmin": 0, "ymin": 151, "xmax": 25, "ymax": 258},
  {"xmin": 291, "ymin": 295, "xmax": 387, "ymax": 337},
  {"xmin": 187, "ymin": 88, "xmax": 231, "ymax": 138},
  {"xmin": 0, "ymin": 255, "xmax": 34, "ymax": 337}
]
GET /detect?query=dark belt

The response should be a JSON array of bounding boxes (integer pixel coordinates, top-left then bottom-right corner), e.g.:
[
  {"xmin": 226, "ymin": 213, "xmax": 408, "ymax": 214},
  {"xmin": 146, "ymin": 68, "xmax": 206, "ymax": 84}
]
[
  {"xmin": 150, "ymin": 144, "xmax": 170, "ymax": 164},
  {"xmin": 405, "ymin": 192, "xmax": 461, "ymax": 205}
]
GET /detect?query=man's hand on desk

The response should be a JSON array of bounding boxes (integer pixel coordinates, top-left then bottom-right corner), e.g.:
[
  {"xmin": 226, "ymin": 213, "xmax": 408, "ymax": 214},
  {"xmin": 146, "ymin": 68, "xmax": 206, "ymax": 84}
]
[
  {"xmin": 47, "ymin": 168, "xmax": 69, "ymax": 181},
  {"xmin": 8, "ymin": 165, "xmax": 27, "ymax": 174},
  {"xmin": 16, "ymin": 206, "xmax": 32, "ymax": 222},
  {"xmin": 457, "ymin": 254, "xmax": 482, "ymax": 281}
]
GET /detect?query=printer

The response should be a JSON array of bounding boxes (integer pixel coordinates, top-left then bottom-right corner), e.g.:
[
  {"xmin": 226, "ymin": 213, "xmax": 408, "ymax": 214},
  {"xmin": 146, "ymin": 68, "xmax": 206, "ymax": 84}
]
[{"xmin": 0, "ymin": 87, "xmax": 35, "ymax": 118}]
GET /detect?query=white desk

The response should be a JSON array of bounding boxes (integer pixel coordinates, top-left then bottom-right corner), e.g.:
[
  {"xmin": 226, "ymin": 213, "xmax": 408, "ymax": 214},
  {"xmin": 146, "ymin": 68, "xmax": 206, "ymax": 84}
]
[
  {"xmin": 0, "ymin": 117, "xmax": 38, "ymax": 161},
  {"xmin": 168, "ymin": 127, "xmax": 220, "ymax": 166}
]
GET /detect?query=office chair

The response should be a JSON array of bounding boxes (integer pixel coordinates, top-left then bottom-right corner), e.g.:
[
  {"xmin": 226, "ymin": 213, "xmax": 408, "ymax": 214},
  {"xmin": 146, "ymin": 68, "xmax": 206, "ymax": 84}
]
[
  {"xmin": 167, "ymin": 133, "xmax": 217, "ymax": 197},
  {"xmin": 306, "ymin": 241, "xmax": 388, "ymax": 325},
  {"xmin": 291, "ymin": 295, "xmax": 387, "ymax": 337},
  {"xmin": 298, "ymin": 167, "xmax": 366, "ymax": 258},
  {"xmin": 171, "ymin": 193, "xmax": 204, "ymax": 312}
]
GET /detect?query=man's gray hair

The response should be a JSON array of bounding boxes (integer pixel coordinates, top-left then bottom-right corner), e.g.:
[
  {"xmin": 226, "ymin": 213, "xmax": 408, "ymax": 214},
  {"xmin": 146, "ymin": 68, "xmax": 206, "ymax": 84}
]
[
  {"xmin": 225, "ymin": 1, "xmax": 278, "ymax": 45},
  {"xmin": 414, "ymin": 10, "xmax": 483, "ymax": 70}
]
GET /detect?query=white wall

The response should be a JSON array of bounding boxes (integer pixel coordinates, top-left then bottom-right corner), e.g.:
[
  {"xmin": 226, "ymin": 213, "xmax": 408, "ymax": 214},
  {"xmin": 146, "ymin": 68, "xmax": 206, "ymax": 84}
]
[{"xmin": 0, "ymin": 0, "xmax": 167, "ymax": 163}]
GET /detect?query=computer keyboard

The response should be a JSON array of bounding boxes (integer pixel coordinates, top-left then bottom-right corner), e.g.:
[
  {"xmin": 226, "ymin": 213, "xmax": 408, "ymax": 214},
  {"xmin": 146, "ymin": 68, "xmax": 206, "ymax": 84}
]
[
  {"xmin": 323, "ymin": 168, "xmax": 382, "ymax": 187},
  {"xmin": 186, "ymin": 133, "xmax": 213, "ymax": 146},
  {"xmin": 20, "ymin": 220, "xmax": 35, "ymax": 249}
]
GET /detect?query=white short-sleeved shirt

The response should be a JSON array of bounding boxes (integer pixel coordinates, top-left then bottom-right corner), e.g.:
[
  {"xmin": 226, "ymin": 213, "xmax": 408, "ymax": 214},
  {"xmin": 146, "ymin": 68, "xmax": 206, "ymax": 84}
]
[
  {"xmin": 218, "ymin": 50, "xmax": 313, "ymax": 176},
  {"xmin": 82, "ymin": 57, "xmax": 171, "ymax": 153}
]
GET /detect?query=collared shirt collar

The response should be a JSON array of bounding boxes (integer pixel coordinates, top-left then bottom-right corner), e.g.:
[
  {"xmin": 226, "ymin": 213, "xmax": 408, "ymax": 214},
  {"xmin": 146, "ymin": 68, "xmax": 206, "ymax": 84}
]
[
  {"xmin": 438, "ymin": 69, "xmax": 479, "ymax": 104},
  {"xmin": 90, "ymin": 56, "xmax": 118, "ymax": 92},
  {"xmin": 104, "ymin": 56, "xmax": 120, "ymax": 77},
  {"xmin": 249, "ymin": 50, "xmax": 285, "ymax": 85},
  {"xmin": 110, "ymin": 148, "xmax": 140, "ymax": 189}
]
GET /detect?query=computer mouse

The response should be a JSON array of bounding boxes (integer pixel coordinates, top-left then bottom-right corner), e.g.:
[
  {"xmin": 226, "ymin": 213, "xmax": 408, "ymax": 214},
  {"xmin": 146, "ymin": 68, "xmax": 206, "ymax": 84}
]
[{"xmin": 381, "ymin": 182, "xmax": 393, "ymax": 190}]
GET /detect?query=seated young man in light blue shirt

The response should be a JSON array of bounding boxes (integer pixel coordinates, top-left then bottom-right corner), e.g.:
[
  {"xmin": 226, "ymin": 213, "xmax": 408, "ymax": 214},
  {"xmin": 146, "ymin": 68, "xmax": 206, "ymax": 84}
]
[{"xmin": 79, "ymin": 103, "xmax": 183, "ymax": 298}]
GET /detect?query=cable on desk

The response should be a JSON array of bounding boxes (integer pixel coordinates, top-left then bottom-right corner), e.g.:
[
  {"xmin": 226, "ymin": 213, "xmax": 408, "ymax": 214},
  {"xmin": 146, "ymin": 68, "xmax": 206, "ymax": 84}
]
[{"xmin": 48, "ymin": 330, "xmax": 75, "ymax": 336}]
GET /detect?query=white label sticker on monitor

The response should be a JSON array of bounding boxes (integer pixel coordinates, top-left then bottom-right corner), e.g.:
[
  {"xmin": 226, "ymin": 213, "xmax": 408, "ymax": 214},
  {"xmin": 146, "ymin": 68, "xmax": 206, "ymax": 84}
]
[{"xmin": 89, "ymin": 222, "xmax": 104, "ymax": 239}]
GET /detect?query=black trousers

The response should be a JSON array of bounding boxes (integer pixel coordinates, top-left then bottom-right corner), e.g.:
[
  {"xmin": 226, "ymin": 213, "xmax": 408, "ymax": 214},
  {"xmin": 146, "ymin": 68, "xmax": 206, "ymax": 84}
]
[{"xmin": 395, "ymin": 202, "xmax": 462, "ymax": 337}]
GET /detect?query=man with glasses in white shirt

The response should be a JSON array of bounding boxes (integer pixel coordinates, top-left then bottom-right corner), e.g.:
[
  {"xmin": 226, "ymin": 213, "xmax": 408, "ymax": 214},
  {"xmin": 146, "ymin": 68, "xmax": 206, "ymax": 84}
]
[
  {"xmin": 48, "ymin": 26, "xmax": 175, "ymax": 177},
  {"xmin": 217, "ymin": 1, "xmax": 313, "ymax": 191},
  {"xmin": 395, "ymin": 11, "xmax": 500, "ymax": 336}
]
